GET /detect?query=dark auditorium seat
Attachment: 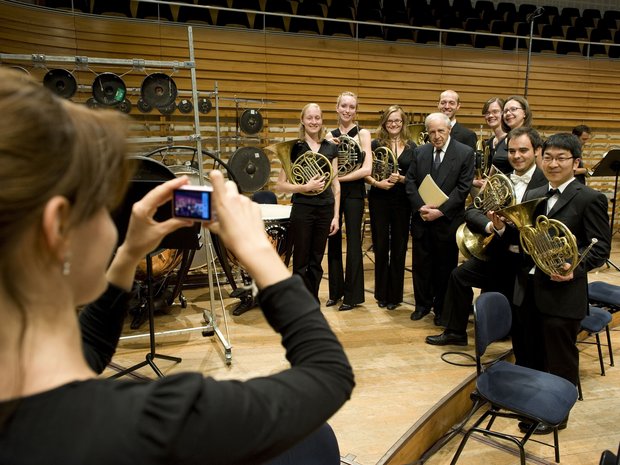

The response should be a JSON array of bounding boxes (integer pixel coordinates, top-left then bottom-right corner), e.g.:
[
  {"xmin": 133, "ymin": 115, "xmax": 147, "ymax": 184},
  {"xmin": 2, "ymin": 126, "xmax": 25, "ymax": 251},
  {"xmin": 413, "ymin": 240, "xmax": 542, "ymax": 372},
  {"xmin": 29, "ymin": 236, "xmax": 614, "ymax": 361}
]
[
  {"xmin": 502, "ymin": 21, "xmax": 528, "ymax": 51},
  {"xmin": 495, "ymin": 2, "xmax": 516, "ymax": 21},
  {"xmin": 357, "ymin": 7, "xmax": 384, "ymax": 40},
  {"xmin": 415, "ymin": 28, "xmax": 441, "ymax": 45},
  {"xmin": 582, "ymin": 8, "xmax": 602, "ymax": 28},
  {"xmin": 135, "ymin": 1, "xmax": 174, "ymax": 21},
  {"xmin": 531, "ymin": 37, "xmax": 555, "ymax": 53},
  {"xmin": 566, "ymin": 25, "xmax": 589, "ymax": 41},
  {"xmin": 215, "ymin": 8, "xmax": 251, "ymax": 28},
  {"xmin": 428, "ymin": 0, "xmax": 450, "ymax": 18},
  {"xmin": 357, "ymin": 0, "xmax": 383, "ymax": 13},
  {"xmin": 45, "ymin": 0, "xmax": 90, "ymax": 13},
  {"xmin": 177, "ymin": 4, "xmax": 213, "ymax": 24},
  {"xmin": 517, "ymin": 3, "xmax": 537, "ymax": 22},
  {"xmin": 92, "ymin": 0, "xmax": 132, "ymax": 17},
  {"xmin": 556, "ymin": 40, "xmax": 582, "ymax": 55},
  {"xmin": 261, "ymin": 0, "xmax": 292, "ymax": 31},
  {"xmin": 474, "ymin": 0, "xmax": 495, "ymax": 20},
  {"xmin": 541, "ymin": 23, "xmax": 564, "ymax": 39},
  {"xmin": 326, "ymin": 3, "xmax": 355, "ymax": 21},
  {"xmin": 383, "ymin": 0, "xmax": 407, "ymax": 12},
  {"xmin": 385, "ymin": 25, "xmax": 414, "ymax": 42},
  {"xmin": 323, "ymin": 20, "xmax": 353, "ymax": 38}
]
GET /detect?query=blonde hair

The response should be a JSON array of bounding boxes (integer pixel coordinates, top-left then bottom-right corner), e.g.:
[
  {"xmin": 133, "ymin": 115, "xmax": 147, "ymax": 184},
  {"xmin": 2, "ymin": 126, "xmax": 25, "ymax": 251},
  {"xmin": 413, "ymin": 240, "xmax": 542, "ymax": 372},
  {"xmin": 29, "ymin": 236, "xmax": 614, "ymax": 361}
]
[
  {"xmin": 298, "ymin": 103, "xmax": 326, "ymax": 140},
  {"xmin": 336, "ymin": 91, "xmax": 359, "ymax": 126},
  {"xmin": 376, "ymin": 105, "xmax": 411, "ymax": 145}
]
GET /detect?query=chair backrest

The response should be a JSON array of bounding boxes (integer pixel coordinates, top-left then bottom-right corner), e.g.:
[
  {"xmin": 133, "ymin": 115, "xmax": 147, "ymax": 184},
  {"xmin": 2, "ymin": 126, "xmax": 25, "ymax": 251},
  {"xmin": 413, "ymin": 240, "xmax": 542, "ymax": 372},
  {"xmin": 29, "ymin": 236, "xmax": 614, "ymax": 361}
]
[
  {"xmin": 473, "ymin": 292, "xmax": 512, "ymax": 363},
  {"xmin": 263, "ymin": 423, "xmax": 340, "ymax": 465},
  {"xmin": 251, "ymin": 190, "xmax": 278, "ymax": 204}
]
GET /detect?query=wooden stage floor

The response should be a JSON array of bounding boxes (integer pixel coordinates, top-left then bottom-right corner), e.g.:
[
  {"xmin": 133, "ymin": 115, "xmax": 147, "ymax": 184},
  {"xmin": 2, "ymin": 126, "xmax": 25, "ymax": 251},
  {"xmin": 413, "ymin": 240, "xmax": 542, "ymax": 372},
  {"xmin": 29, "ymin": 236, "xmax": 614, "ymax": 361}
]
[{"xmin": 103, "ymin": 234, "xmax": 620, "ymax": 465}]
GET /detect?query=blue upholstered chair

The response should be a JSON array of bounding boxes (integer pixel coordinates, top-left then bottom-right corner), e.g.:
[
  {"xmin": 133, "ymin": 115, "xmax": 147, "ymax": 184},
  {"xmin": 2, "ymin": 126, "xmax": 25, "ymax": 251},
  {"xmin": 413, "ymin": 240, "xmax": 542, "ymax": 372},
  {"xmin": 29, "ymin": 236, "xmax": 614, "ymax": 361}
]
[
  {"xmin": 451, "ymin": 292, "xmax": 578, "ymax": 464},
  {"xmin": 262, "ymin": 423, "xmax": 340, "ymax": 465}
]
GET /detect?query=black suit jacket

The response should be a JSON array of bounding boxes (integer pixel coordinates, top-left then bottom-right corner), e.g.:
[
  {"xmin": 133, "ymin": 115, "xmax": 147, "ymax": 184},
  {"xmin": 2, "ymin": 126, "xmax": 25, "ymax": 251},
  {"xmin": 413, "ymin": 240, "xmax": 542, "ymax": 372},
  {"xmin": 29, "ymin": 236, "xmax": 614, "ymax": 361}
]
[
  {"xmin": 451, "ymin": 121, "xmax": 477, "ymax": 150},
  {"xmin": 515, "ymin": 179, "xmax": 611, "ymax": 319},
  {"xmin": 406, "ymin": 138, "xmax": 474, "ymax": 241}
]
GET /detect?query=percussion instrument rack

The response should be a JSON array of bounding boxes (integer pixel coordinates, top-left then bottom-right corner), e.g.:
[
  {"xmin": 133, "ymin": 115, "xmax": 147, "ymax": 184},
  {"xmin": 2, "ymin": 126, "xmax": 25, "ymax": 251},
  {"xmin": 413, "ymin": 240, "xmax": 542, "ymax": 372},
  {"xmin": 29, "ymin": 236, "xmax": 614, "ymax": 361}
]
[{"xmin": 1, "ymin": 26, "xmax": 235, "ymax": 367}]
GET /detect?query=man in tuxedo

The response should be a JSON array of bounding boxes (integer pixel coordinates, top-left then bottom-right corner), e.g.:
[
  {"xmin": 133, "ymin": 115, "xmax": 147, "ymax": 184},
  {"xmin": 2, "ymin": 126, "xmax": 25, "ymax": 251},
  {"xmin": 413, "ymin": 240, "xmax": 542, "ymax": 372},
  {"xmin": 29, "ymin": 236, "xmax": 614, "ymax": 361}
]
[
  {"xmin": 514, "ymin": 133, "xmax": 610, "ymax": 434},
  {"xmin": 406, "ymin": 112, "xmax": 474, "ymax": 324},
  {"xmin": 426, "ymin": 127, "xmax": 547, "ymax": 346},
  {"xmin": 571, "ymin": 124, "xmax": 592, "ymax": 184},
  {"xmin": 437, "ymin": 90, "xmax": 477, "ymax": 150}
]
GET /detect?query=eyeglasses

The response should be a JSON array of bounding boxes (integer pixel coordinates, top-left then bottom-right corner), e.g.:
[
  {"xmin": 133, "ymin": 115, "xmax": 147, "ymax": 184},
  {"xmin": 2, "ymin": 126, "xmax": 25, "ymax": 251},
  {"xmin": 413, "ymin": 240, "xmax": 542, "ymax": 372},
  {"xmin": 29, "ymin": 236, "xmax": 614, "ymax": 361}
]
[
  {"xmin": 387, "ymin": 119, "xmax": 403, "ymax": 125},
  {"xmin": 484, "ymin": 110, "xmax": 501, "ymax": 117},
  {"xmin": 503, "ymin": 106, "xmax": 523, "ymax": 114},
  {"xmin": 541, "ymin": 156, "xmax": 574, "ymax": 163}
]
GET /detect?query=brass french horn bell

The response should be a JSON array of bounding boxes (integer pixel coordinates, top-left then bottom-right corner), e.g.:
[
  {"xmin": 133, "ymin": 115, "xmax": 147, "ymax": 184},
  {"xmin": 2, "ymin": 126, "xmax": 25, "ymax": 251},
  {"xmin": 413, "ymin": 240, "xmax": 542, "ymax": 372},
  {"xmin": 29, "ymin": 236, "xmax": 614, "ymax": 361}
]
[
  {"xmin": 264, "ymin": 140, "xmax": 334, "ymax": 195},
  {"xmin": 336, "ymin": 134, "xmax": 364, "ymax": 176},
  {"xmin": 371, "ymin": 146, "xmax": 398, "ymax": 182}
]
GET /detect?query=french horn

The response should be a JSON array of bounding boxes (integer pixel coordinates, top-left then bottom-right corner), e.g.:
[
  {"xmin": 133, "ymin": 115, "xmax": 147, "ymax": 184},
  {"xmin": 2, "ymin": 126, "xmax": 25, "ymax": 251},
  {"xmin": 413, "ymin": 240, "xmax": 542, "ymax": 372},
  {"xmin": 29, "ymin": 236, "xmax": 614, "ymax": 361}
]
[
  {"xmin": 408, "ymin": 123, "xmax": 429, "ymax": 145},
  {"xmin": 336, "ymin": 134, "xmax": 364, "ymax": 176},
  {"xmin": 516, "ymin": 215, "xmax": 597, "ymax": 277},
  {"xmin": 371, "ymin": 146, "xmax": 398, "ymax": 182},
  {"xmin": 265, "ymin": 140, "xmax": 334, "ymax": 195},
  {"xmin": 474, "ymin": 126, "xmax": 492, "ymax": 179},
  {"xmin": 456, "ymin": 172, "xmax": 516, "ymax": 261}
]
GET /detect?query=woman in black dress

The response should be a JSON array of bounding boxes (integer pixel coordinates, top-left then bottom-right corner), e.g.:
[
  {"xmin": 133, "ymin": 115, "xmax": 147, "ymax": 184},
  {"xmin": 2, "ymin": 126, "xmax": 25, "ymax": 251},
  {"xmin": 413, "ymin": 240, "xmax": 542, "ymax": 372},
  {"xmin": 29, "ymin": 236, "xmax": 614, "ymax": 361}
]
[
  {"xmin": 275, "ymin": 103, "xmax": 340, "ymax": 300},
  {"xmin": 326, "ymin": 91, "xmax": 372, "ymax": 311},
  {"xmin": 365, "ymin": 105, "xmax": 415, "ymax": 310}
]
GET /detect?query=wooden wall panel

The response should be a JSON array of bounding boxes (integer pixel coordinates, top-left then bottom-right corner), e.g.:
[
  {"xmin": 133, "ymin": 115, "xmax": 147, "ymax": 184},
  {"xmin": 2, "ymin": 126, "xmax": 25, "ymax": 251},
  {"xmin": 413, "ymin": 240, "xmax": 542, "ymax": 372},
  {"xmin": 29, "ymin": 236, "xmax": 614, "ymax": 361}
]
[{"xmin": 2, "ymin": 1, "xmax": 620, "ymax": 225}]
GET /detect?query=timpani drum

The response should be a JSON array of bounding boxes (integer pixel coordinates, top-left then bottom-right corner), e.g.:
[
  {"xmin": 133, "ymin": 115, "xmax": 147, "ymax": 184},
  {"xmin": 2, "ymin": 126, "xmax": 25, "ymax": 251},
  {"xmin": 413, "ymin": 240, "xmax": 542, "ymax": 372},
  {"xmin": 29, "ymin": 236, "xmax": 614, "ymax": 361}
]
[{"xmin": 259, "ymin": 204, "xmax": 292, "ymax": 259}]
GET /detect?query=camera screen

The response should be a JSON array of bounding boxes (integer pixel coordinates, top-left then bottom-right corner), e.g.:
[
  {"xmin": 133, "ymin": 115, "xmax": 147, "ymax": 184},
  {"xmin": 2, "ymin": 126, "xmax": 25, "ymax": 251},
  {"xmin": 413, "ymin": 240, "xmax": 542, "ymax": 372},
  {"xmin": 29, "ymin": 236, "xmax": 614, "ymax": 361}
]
[{"xmin": 173, "ymin": 188, "xmax": 211, "ymax": 221}]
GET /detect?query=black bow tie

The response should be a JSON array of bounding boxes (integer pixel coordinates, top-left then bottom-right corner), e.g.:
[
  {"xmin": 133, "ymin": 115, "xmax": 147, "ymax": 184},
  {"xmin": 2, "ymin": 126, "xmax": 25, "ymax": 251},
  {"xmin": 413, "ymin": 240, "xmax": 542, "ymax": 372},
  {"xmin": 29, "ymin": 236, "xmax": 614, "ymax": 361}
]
[{"xmin": 546, "ymin": 188, "xmax": 560, "ymax": 198}]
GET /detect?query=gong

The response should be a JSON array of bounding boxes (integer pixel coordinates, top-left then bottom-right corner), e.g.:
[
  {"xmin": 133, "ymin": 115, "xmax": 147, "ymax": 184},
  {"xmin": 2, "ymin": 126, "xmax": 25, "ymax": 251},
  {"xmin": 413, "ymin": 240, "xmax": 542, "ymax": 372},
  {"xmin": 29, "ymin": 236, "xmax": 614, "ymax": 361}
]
[
  {"xmin": 137, "ymin": 97, "xmax": 152, "ymax": 113},
  {"xmin": 178, "ymin": 98, "xmax": 193, "ymax": 114},
  {"xmin": 227, "ymin": 146, "xmax": 270, "ymax": 192},
  {"xmin": 239, "ymin": 108, "xmax": 263, "ymax": 135},
  {"xmin": 118, "ymin": 98, "xmax": 132, "ymax": 114},
  {"xmin": 141, "ymin": 73, "xmax": 177, "ymax": 108},
  {"xmin": 158, "ymin": 100, "xmax": 176, "ymax": 115},
  {"xmin": 92, "ymin": 72, "xmax": 126, "ymax": 106},
  {"xmin": 198, "ymin": 97, "xmax": 212, "ymax": 114},
  {"xmin": 43, "ymin": 69, "xmax": 77, "ymax": 99}
]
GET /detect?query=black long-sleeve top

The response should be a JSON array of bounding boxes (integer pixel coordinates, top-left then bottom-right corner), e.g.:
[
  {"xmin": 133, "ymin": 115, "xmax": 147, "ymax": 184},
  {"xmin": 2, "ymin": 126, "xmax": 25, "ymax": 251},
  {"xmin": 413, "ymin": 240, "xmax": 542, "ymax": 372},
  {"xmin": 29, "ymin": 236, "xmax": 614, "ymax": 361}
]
[{"xmin": 0, "ymin": 275, "xmax": 355, "ymax": 465}]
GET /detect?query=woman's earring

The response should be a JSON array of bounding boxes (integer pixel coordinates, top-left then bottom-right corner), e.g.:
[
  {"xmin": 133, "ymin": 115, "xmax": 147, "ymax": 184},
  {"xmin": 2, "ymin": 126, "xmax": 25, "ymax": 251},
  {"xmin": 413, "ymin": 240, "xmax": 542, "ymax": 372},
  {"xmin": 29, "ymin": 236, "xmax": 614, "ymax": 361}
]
[{"xmin": 62, "ymin": 257, "xmax": 71, "ymax": 276}]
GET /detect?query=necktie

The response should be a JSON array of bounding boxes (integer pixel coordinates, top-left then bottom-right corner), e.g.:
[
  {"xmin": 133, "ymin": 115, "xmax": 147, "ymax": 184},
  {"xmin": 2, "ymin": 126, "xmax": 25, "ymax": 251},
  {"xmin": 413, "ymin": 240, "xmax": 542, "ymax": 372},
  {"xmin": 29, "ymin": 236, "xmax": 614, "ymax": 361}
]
[
  {"xmin": 433, "ymin": 149, "xmax": 441, "ymax": 169},
  {"xmin": 510, "ymin": 172, "xmax": 532, "ymax": 185},
  {"xmin": 546, "ymin": 188, "xmax": 559, "ymax": 214}
]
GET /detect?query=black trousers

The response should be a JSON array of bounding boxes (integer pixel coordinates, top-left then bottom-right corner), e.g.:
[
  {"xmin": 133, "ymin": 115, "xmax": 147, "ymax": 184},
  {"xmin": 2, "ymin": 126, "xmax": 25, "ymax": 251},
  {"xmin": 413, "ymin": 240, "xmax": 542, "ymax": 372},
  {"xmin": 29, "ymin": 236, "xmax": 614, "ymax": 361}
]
[
  {"xmin": 327, "ymin": 193, "xmax": 365, "ymax": 305},
  {"xmin": 289, "ymin": 203, "xmax": 332, "ymax": 299},
  {"xmin": 368, "ymin": 190, "xmax": 411, "ymax": 304},
  {"xmin": 513, "ymin": 277, "xmax": 581, "ymax": 386},
  {"xmin": 411, "ymin": 224, "xmax": 458, "ymax": 317},
  {"xmin": 444, "ymin": 252, "xmax": 519, "ymax": 333}
]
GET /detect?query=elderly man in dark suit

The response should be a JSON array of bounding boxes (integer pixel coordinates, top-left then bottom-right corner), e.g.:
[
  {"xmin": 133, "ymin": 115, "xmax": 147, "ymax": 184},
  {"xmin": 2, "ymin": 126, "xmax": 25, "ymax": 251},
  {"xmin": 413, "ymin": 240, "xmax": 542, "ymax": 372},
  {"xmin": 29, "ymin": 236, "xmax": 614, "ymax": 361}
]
[
  {"xmin": 514, "ymin": 133, "xmax": 610, "ymax": 434},
  {"xmin": 437, "ymin": 89, "xmax": 477, "ymax": 150},
  {"xmin": 426, "ymin": 127, "xmax": 548, "ymax": 346},
  {"xmin": 406, "ymin": 112, "xmax": 474, "ymax": 324}
]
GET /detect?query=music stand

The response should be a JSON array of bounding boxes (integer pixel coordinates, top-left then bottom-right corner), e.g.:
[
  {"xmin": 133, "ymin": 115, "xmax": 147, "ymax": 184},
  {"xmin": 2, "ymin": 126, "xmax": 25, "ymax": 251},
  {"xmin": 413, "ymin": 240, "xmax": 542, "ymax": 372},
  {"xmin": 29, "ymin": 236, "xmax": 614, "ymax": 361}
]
[
  {"xmin": 591, "ymin": 149, "xmax": 620, "ymax": 271},
  {"xmin": 110, "ymin": 157, "xmax": 201, "ymax": 378}
]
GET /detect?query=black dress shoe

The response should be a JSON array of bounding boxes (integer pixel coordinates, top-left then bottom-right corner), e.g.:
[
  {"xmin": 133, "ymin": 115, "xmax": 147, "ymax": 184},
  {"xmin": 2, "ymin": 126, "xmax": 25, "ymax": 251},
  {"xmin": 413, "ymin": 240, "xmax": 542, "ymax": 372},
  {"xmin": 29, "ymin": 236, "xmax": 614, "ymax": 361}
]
[
  {"xmin": 377, "ymin": 301, "xmax": 387, "ymax": 308},
  {"xmin": 339, "ymin": 303, "xmax": 357, "ymax": 311},
  {"xmin": 410, "ymin": 306, "xmax": 431, "ymax": 321},
  {"xmin": 326, "ymin": 298, "xmax": 341, "ymax": 307},
  {"xmin": 386, "ymin": 303, "xmax": 399, "ymax": 310},
  {"xmin": 425, "ymin": 332, "xmax": 467, "ymax": 346},
  {"xmin": 518, "ymin": 418, "xmax": 568, "ymax": 435}
]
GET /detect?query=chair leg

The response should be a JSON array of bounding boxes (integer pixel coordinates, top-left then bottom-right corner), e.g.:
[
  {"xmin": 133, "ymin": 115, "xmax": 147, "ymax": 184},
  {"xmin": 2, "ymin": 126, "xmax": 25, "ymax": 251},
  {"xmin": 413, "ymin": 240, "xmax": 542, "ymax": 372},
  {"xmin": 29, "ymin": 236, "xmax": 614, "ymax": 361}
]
[
  {"xmin": 577, "ymin": 375, "xmax": 583, "ymax": 401},
  {"xmin": 605, "ymin": 326, "xmax": 614, "ymax": 367},
  {"xmin": 596, "ymin": 333, "xmax": 606, "ymax": 376},
  {"xmin": 553, "ymin": 427, "xmax": 560, "ymax": 463}
]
